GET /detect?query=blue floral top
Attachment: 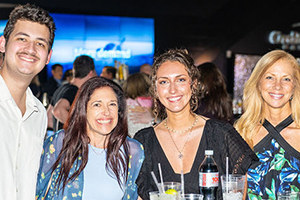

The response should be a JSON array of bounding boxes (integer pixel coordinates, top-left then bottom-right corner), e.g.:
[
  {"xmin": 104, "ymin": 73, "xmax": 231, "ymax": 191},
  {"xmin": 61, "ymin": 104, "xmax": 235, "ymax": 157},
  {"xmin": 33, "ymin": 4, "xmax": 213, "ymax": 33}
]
[
  {"xmin": 36, "ymin": 130, "xmax": 144, "ymax": 200},
  {"xmin": 247, "ymin": 115, "xmax": 300, "ymax": 200}
]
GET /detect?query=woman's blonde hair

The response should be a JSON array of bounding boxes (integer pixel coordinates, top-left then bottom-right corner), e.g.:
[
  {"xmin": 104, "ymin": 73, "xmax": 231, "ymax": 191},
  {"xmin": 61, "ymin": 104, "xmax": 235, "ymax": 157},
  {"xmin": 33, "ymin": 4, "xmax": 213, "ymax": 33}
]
[{"xmin": 234, "ymin": 50, "xmax": 300, "ymax": 148}]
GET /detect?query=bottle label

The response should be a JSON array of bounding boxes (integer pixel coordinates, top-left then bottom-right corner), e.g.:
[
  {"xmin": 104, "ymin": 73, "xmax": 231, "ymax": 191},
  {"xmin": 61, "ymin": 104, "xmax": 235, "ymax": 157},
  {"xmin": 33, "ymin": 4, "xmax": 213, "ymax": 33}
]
[{"xmin": 199, "ymin": 172, "xmax": 219, "ymax": 187}]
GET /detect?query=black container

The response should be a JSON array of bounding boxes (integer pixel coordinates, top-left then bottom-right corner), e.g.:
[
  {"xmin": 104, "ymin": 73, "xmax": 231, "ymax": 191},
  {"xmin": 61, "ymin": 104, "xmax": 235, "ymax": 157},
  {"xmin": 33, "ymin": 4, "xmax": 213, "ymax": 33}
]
[{"xmin": 199, "ymin": 150, "xmax": 219, "ymax": 200}]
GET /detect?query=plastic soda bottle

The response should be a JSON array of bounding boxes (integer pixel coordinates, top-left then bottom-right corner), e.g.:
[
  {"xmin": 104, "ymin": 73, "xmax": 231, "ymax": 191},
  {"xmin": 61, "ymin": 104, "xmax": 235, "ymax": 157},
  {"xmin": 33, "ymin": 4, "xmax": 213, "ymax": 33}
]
[{"xmin": 199, "ymin": 150, "xmax": 219, "ymax": 200}]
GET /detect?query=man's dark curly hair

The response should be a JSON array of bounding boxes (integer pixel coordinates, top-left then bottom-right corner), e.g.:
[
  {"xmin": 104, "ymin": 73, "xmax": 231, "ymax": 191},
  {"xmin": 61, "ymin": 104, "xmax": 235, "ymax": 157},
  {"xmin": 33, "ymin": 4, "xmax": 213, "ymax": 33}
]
[{"xmin": 3, "ymin": 3, "xmax": 56, "ymax": 52}]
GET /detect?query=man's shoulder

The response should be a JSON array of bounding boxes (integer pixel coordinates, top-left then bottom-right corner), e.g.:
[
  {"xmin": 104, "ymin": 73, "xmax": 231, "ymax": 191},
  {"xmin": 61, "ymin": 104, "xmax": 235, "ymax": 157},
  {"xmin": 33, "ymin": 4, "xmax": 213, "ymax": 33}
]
[
  {"xmin": 61, "ymin": 84, "xmax": 78, "ymax": 92},
  {"xmin": 52, "ymin": 84, "xmax": 78, "ymax": 103},
  {"xmin": 0, "ymin": 75, "xmax": 14, "ymax": 101},
  {"xmin": 55, "ymin": 83, "xmax": 77, "ymax": 93},
  {"xmin": 0, "ymin": 83, "xmax": 10, "ymax": 101}
]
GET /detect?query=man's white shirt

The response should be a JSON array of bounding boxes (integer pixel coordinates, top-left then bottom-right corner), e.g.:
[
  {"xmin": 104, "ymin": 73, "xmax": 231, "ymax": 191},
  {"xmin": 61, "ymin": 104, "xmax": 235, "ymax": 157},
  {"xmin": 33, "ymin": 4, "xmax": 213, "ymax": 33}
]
[{"xmin": 0, "ymin": 75, "xmax": 47, "ymax": 200}]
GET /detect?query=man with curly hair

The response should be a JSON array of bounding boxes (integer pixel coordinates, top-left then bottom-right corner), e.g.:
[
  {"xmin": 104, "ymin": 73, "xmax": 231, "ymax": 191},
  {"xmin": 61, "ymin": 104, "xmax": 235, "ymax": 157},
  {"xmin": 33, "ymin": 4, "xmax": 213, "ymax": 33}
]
[{"xmin": 0, "ymin": 4, "xmax": 55, "ymax": 200}]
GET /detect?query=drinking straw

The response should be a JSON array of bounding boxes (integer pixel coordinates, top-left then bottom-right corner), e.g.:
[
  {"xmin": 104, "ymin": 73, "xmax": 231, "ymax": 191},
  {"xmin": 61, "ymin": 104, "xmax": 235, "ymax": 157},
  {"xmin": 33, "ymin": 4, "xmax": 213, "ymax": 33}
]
[
  {"xmin": 158, "ymin": 163, "xmax": 165, "ymax": 193},
  {"xmin": 181, "ymin": 170, "xmax": 185, "ymax": 195},
  {"xmin": 151, "ymin": 171, "xmax": 163, "ymax": 194},
  {"xmin": 226, "ymin": 157, "xmax": 229, "ymax": 194}
]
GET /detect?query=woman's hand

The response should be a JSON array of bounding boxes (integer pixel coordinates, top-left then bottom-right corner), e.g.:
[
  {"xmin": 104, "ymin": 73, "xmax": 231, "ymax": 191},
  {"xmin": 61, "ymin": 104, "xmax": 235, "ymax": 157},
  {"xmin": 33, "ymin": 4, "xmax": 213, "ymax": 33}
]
[{"xmin": 128, "ymin": 106, "xmax": 153, "ymax": 124}]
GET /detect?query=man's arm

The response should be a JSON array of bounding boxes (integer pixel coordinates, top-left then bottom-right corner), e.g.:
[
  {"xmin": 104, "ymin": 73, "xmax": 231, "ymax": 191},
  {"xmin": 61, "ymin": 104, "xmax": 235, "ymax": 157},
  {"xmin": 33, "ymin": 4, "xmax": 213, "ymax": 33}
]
[{"xmin": 52, "ymin": 98, "xmax": 71, "ymax": 124}]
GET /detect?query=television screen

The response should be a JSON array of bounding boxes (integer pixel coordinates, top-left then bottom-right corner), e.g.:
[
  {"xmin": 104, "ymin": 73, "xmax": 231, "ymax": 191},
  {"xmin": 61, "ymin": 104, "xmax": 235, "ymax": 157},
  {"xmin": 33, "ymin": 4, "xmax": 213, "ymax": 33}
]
[
  {"xmin": 0, "ymin": 13, "xmax": 155, "ymax": 78},
  {"xmin": 0, "ymin": 20, "xmax": 7, "ymax": 36}
]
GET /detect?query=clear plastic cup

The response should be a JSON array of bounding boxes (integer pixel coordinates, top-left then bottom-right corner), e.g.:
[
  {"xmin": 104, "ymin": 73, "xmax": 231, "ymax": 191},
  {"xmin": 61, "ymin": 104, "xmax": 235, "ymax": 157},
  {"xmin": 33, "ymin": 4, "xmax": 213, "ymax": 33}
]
[
  {"xmin": 277, "ymin": 190, "xmax": 300, "ymax": 200},
  {"xmin": 221, "ymin": 174, "xmax": 245, "ymax": 200},
  {"xmin": 149, "ymin": 191, "xmax": 179, "ymax": 200},
  {"xmin": 149, "ymin": 182, "xmax": 182, "ymax": 200},
  {"xmin": 180, "ymin": 194, "xmax": 203, "ymax": 200},
  {"xmin": 161, "ymin": 182, "xmax": 182, "ymax": 194}
]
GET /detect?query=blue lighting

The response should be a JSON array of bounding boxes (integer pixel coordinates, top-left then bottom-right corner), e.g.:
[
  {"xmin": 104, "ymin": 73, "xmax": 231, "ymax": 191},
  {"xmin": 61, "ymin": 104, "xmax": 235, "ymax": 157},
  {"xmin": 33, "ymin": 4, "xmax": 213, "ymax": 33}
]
[{"xmin": 0, "ymin": 13, "xmax": 155, "ymax": 77}]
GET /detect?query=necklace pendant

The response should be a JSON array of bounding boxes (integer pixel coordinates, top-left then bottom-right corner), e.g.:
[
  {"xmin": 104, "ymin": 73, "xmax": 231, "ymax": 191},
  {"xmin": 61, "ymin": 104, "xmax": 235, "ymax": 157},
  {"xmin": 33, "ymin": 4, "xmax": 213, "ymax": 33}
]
[{"xmin": 179, "ymin": 153, "xmax": 183, "ymax": 159}]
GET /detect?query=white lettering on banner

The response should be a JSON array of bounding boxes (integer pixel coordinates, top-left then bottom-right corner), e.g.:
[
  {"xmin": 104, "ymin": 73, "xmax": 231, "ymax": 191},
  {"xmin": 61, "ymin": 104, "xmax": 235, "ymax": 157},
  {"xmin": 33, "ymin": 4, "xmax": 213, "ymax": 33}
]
[
  {"xmin": 269, "ymin": 30, "xmax": 300, "ymax": 51},
  {"xmin": 74, "ymin": 48, "xmax": 131, "ymax": 60},
  {"xmin": 199, "ymin": 172, "xmax": 219, "ymax": 188}
]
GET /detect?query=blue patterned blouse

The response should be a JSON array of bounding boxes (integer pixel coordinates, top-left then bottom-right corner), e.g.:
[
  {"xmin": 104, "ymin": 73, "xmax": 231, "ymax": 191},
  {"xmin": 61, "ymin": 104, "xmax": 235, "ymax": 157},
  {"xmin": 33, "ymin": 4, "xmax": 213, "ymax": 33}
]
[
  {"xmin": 36, "ymin": 130, "xmax": 144, "ymax": 200},
  {"xmin": 247, "ymin": 116, "xmax": 300, "ymax": 200}
]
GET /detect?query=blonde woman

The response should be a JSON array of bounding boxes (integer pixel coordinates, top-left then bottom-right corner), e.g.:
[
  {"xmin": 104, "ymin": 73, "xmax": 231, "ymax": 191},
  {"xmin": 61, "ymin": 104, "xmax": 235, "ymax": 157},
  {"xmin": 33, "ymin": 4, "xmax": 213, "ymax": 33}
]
[{"xmin": 235, "ymin": 50, "xmax": 300, "ymax": 199}]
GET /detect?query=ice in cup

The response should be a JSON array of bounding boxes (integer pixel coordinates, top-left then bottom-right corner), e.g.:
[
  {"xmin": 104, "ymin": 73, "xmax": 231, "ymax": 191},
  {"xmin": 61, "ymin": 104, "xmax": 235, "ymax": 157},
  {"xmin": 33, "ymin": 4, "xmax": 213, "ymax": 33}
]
[
  {"xmin": 180, "ymin": 194, "xmax": 203, "ymax": 200},
  {"xmin": 221, "ymin": 174, "xmax": 245, "ymax": 200},
  {"xmin": 150, "ymin": 191, "xmax": 179, "ymax": 200},
  {"xmin": 149, "ymin": 182, "xmax": 182, "ymax": 200},
  {"xmin": 277, "ymin": 190, "xmax": 300, "ymax": 200}
]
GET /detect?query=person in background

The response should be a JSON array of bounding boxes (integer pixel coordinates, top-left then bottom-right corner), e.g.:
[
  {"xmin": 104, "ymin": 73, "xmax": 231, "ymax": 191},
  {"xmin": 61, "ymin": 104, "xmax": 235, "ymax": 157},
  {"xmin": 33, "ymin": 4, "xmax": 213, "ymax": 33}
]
[
  {"xmin": 234, "ymin": 50, "xmax": 300, "ymax": 199},
  {"xmin": 100, "ymin": 66, "xmax": 116, "ymax": 80},
  {"xmin": 100, "ymin": 65, "xmax": 120, "ymax": 84},
  {"xmin": 36, "ymin": 77, "xmax": 144, "ymax": 200},
  {"xmin": 42, "ymin": 63, "xmax": 63, "ymax": 103},
  {"xmin": 122, "ymin": 72, "xmax": 154, "ymax": 137},
  {"xmin": 47, "ymin": 55, "xmax": 96, "ymax": 132},
  {"xmin": 61, "ymin": 69, "xmax": 73, "ymax": 85},
  {"xmin": 0, "ymin": 4, "xmax": 55, "ymax": 200},
  {"xmin": 133, "ymin": 49, "xmax": 258, "ymax": 200},
  {"xmin": 195, "ymin": 62, "xmax": 234, "ymax": 124},
  {"xmin": 140, "ymin": 63, "xmax": 151, "ymax": 76}
]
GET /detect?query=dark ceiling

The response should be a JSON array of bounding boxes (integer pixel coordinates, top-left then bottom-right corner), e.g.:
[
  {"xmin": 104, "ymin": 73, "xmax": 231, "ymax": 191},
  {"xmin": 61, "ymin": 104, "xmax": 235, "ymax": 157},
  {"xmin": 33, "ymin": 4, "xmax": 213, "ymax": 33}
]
[
  {"xmin": 1, "ymin": 0, "xmax": 300, "ymax": 56},
  {"xmin": 2, "ymin": 0, "xmax": 300, "ymax": 94}
]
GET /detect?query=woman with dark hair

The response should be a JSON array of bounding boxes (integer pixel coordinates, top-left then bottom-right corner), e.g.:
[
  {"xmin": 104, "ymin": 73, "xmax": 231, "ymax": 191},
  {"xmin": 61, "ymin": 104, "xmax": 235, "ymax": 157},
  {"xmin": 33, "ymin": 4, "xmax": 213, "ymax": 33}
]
[
  {"xmin": 36, "ymin": 77, "xmax": 144, "ymax": 200},
  {"xmin": 196, "ymin": 62, "xmax": 234, "ymax": 124},
  {"xmin": 133, "ymin": 49, "xmax": 257, "ymax": 200}
]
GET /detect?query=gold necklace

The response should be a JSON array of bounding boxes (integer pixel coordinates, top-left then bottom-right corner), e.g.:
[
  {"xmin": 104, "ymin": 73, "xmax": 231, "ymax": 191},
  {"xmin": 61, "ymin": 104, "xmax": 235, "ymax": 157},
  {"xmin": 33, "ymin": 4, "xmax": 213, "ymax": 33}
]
[
  {"xmin": 167, "ymin": 126, "xmax": 194, "ymax": 159},
  {"xmin": 164, "ymin": 114, "xmax": 198, "ymax": 134},
  {"xmin": 165, "ymin": 115, "xmax": 198, "ymax": 159}
]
